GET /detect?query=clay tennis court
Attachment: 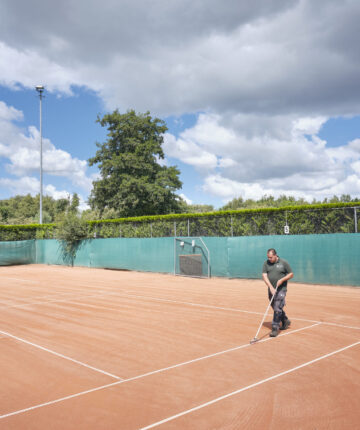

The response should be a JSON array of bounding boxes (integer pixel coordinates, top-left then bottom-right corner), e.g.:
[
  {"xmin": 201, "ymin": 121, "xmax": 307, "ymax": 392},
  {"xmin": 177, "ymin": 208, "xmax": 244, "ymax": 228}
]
[{"xmin": 0, "ymin": 264, "xmax": 359, "ymax": 429}]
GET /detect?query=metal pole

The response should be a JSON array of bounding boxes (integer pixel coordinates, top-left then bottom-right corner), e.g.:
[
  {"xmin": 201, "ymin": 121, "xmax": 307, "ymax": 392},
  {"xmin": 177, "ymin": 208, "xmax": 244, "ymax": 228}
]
[
  {"xmin": 39, "ymin": 91, "xmax": 43, "ymax": 224},
  {"xmin": 173, "ymin": 238, "xmax": 176, "ymax": 275},
  {"xmin": 187, "ymin": 219, "xmax": 190, "ymax": 236},
  {"xmin": 355, "ymin": 207, "xmax": 358, "ymax": 233},
  {"xmin": 230, "ymin": 216, "xmax": 233, "ymax": 237},
  {"xmin": 36, "ymin": 86, "xmax": 44, "ymax": 224}
]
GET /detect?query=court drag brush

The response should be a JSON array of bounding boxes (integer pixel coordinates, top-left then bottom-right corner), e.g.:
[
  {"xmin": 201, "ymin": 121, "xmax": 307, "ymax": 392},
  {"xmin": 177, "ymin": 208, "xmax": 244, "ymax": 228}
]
[{"xmin": 249, "ymin": 284, "xmax": 279, "ymax": 345}]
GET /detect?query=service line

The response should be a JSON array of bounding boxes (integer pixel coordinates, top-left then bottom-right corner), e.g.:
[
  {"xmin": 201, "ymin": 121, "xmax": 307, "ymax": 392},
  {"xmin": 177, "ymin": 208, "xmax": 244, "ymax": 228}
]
[
  {"xmin": 0, "ymin": 322, "xmax": 319, "ymax": 420},
  {"xmin": 94, "ymin": 290, "xmax": 360, "ymax": 331},
  {"xmin": 3, "ymin": 285, "xmax": 360, "ymax": 331},
  {"xmin": 4, "ymin": 286, "xmax": 360, "ymax": 331}
]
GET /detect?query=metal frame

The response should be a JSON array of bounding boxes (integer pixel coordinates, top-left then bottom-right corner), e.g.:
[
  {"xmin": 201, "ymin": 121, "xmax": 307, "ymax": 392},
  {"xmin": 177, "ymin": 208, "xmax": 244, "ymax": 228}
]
[{"xmin": 174, "ymin": 237, "xmax": 210, "ymax": 278}]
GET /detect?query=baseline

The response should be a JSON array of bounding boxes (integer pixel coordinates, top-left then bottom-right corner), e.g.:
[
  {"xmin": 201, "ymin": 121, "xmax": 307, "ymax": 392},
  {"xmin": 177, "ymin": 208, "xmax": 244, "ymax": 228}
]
[
  {"xmin": 81, "ymin": 290, "xmax": 360, "ymax": 331},
  {"xmin": 140, "ymin": 339, "xmax": 360, "ymax": 429}
]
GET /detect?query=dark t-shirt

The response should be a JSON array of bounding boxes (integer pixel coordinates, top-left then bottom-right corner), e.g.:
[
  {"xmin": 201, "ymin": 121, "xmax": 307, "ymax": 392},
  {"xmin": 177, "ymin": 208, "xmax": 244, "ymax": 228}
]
[{"xmin": 262, "ymin": 257, "xmax": 293, "ymax": 291}]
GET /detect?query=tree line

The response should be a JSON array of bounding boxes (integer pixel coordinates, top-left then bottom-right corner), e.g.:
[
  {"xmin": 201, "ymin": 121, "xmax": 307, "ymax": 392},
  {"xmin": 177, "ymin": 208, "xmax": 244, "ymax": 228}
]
[{"xmin": 0, "ymin": 194, "xmax": 80, "ymax": 225}]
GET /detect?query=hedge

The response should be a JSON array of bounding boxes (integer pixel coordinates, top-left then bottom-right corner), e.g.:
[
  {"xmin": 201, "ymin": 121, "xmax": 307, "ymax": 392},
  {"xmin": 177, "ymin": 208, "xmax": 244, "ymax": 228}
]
[{"xmin": 0, "ymin": 202, "xmax": 359, "ymax": 241}]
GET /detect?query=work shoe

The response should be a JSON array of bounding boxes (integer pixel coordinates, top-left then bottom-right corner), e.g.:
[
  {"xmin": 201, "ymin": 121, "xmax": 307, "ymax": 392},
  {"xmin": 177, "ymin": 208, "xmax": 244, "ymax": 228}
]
[
  {"xmin": 280, "ymin": 319, "xmax": 291, "ymax": 330},
  {"xmin": 270, "ymin": 327, "xmax": 279, "ymax": 337}
]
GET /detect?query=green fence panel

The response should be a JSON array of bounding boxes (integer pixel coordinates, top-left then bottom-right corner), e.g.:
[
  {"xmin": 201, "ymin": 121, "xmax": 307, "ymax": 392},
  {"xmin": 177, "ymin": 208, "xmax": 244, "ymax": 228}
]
[
  {"xmin": 198, "ymin": 237, "xmax": 229, "ymax": 277},
  {"xmin": 0, "ymin": 240, "xmax": 36, "ymax": 266},
  {"xmin": 4, "ymin": 234, "xmax": 360, "ymax": 286},
  {"xmin": 278, "ymin": 233, "xmax": 360, "ymax": 286},
  {"xmin": 227, "ymin": 236, "xmax": 270, "ymax": 279},
  {"xmin": 227, "ymin": 233, "xmax": 360, "ymax": 286},
  {"xmin": 35, "ymin": 238, "xmax": 174, "ymax": 273},
  {"xmin": 36, "ymin": 240, "xmax": 65, "ymax": 265},
  {"xmin": 88, "ymin": 238, "xmax": 174, "ymax": 272}
]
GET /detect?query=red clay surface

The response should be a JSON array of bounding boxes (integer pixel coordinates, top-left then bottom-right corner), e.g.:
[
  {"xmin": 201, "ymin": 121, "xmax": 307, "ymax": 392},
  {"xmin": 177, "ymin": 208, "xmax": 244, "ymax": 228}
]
[{"xmin": 0, "ymin": 264, "xmax": 359, "ymax": 429}]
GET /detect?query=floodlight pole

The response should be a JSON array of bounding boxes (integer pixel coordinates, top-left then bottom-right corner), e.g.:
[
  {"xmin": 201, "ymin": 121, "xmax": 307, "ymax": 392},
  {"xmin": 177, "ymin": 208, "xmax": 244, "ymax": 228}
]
[{"xmin": 36, "ymin": 85, "xmax": 44, "ymax": 224}]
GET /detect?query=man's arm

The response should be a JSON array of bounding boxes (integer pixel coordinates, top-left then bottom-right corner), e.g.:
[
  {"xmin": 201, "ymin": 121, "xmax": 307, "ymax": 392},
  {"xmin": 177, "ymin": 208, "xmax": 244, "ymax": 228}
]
[
  {"xmin": 276, "ymin": 272, "xmax": 294, "ymax": 288},
  {"xmin": 262, "ymin": 272, "xmax": 276, "ymax": 295},
  {"xmin": 280, "ymin": 260, "xmax": 294, "ymax": 288}
]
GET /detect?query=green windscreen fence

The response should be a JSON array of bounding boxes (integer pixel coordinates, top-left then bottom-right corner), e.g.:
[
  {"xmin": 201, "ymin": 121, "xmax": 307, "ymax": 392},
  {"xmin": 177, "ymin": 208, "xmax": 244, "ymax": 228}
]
[
  {"xmin": 1, "ymin": 234, "xmax": 359, "ymax": 285},
  {"xmin": 225, "ymin": 234, "xmax": 360, "ymax": 286},
  {"xmin": 35, "ymin": 237, "xmax": 174, "ymax": 273},
  {"xmin": 0, "ymin": 240, "xmax": 36, "ymax": 266}
]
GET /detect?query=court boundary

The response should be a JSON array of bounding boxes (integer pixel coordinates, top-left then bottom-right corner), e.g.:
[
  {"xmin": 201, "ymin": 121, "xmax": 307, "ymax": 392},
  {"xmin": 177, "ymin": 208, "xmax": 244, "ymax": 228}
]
[
  {"xmin": 2, "ymin": 271, "xmax": 360, "ymax": 330},
  {"xmin": 140, "ymin": 340, "xmax": 360, "ymax": 429},
  {"xmin": 0, "ymin": 329, "xmax": 123, "ymax": 380},
  {"xmin": 1, "ymin": 286, "xmax": 360, "ymax": 331},
  {"xmin": 1, "ymin": 270, "xmax": 360, "ymax": 426},
  {"xmin": 0, "ymin": 322, "xmax": 319, "ymax": 420}
]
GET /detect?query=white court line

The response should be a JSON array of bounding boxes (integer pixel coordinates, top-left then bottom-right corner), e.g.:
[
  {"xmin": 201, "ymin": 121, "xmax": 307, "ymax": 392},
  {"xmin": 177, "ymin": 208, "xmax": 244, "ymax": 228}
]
[
  {"xmin": 54, "ymin": 294, "xmax": 360, "ymax": 333},
  {"xmin": 3, "ymin": 286, "xmax": 360, "ymax": 331},
  {"xmin": 0, "ymin": 276, "xmax": 100, "ymax": 294},
  {"xmin": 0, "ymin": 291, "xmax": 84, "ymax": 307},
  {"xmin": 3, "ymin": 273, "xmax": 360, "ymax": 330},
  {"xmin": 0, "ymin": 329, "xmax": 122, "ymax": 380},
  {"xmin": 0, "ymin": 290, "xmax": 112, "ymax": 310},
  {"xmin": 141, "ymin": 339, "xmax": 360, "ymax": 429},
  {"xmin": 0, "ymin": 322, "xmax": 318, "ymax": 420},
  {"xmin": 2, "ymin": 283, "xmax": 360, "ymax": 332},
  {"xmin": 99, "ymin": 291, "xmax": 360, "ymax": 331},
  {"xmin": 1, "ymin": 276, "xmax": 40, "ymax": 284}
]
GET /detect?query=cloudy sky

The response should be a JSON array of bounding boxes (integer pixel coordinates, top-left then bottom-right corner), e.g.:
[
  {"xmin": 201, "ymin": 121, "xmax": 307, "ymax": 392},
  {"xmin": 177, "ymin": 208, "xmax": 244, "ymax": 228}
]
[{"xmin": 1, "ymin": 0, "xmax": 360, "ymax": 209}]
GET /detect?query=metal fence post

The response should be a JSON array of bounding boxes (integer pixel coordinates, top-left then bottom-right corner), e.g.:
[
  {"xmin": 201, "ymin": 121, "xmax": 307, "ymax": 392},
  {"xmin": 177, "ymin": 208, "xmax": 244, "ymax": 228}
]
[
  {"xmin": 150, "ymin": 222, "xmax": 153, "ymax": 238},
  {"xmin": 230, "ymin": 216, "xmax": 233, "ymax": 237},
  {"xmin": 355, "ymin": 207, "xmax": 358, "ymax": 233},
  {"xmin": 174, "ymin": 221, "xmax": 176, "ymax": 237},
  {"xmin": 187, "ymin": 219, "xmax": 190, "ymax": 236}
]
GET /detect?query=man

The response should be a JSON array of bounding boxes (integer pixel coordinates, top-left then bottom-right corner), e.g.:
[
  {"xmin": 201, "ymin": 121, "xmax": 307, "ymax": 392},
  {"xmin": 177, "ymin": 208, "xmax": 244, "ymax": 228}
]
[{"xmin": 262, "ymin": 248, "xmax": 294, "ymax": 338}]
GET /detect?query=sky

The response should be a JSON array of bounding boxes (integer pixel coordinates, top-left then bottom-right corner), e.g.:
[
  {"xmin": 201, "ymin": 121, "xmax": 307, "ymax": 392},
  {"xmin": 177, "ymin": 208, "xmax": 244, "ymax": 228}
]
[{"xmin": 0, "ymin": 0, "xmax": 360, "ymax": 211}]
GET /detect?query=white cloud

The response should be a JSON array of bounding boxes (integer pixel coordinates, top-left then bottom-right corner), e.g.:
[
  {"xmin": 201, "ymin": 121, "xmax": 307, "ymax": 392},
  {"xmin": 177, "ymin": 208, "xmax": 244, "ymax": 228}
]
[
  {"xmin": 0, "ymin": 1, "xmax": 359, "ymax": 116},
  {"xmin": 0, "ymin": 100, "xmax": 23, "ymax": 121},
  {"xmin": 348, "ymin": 138, "xmax": 360, "ymax": 153},
  {"xmin": 292, "ymin": 117, "xmax": 328, "ymax": 136},
  {"xmin": 165, "ymin": 113, "xmax": 333, "ymax": 178},
  {"xmin": 351, "ymin": 161, "xmax": 360, "ymax": 174},
  {"xmin": 202, "ymin": 175, "xmax": 267, "ymax": 201},
  {"xmin": 178, "ymin": 193, "xmax": 192, "ymax": 205},
  {"xmin": 0, "ymin": 176, "xmax": 40, "ymax": 195},
  {"xmin": 164, "ymin": 132, "xmax": 218, "ymax": 171},
  {"xmin": 0, "ymin": 42, "xmax": 85, "ymax": 95},
  {"xmin": 165, "ymin": 112, "xmax": 360, "ymax": 201},
  {"xmin": 0, "ymin": 101, "xmax": 94, "ymax": 194}
]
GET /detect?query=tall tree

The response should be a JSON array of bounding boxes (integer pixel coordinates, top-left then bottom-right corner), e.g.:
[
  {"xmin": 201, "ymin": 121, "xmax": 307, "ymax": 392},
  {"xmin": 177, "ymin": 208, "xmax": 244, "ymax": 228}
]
[
  {"xmin": 88, "ymin": 110, "xmax": 182, "ymax": 217},
  {"xmin": 69, "ymin": 193, "xmax": 80, "ymax": 213}
]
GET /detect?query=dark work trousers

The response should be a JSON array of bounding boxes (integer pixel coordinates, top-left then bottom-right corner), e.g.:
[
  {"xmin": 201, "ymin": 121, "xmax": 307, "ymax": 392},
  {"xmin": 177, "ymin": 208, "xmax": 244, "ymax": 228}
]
[{"xmin": 268, "ymin": 289, "xmax": 288, "ymax": 329}]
